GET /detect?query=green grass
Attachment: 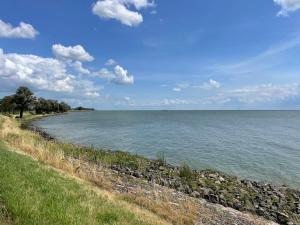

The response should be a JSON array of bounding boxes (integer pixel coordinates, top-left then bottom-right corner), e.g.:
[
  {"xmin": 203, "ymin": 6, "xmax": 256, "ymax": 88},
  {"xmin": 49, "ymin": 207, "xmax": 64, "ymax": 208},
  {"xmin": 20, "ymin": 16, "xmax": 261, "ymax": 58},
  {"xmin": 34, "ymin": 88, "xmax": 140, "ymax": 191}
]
[{"xmin": 0, "ymin": 141, "xmax": 164, "ymax": 225}]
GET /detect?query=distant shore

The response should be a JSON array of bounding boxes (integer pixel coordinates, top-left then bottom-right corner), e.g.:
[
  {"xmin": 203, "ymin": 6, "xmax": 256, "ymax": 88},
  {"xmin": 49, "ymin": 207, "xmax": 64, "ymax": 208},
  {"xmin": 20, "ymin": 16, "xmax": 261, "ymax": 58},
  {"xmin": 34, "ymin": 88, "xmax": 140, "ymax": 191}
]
[{"xmin": 18, "ymin": 112, "xmax": 300, "ymax": 225}]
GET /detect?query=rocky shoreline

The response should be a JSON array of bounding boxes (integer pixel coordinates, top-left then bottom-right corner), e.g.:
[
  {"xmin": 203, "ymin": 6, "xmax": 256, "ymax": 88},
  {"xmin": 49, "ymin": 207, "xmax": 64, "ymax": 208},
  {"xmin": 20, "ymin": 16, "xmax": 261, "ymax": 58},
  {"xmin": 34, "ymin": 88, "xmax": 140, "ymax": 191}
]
[
  {"xmin": 109, "ymin": 163, "xmax": 299, "ymax": 225},
  {"xmin": 23, "ymin": 116, "xmax": 300, "ymax": 225}
]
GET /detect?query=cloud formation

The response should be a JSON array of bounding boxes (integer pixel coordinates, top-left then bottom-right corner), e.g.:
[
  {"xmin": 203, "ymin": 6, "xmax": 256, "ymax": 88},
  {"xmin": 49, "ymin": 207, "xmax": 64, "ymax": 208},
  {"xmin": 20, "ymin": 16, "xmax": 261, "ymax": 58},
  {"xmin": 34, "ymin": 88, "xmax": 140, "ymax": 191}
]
[
  {"xmin": 273, "ymin": 0, "xmax": 300, "ymax": 16},
  {"xmin": 164, "ymin": 83, "xmax": 299, "ymax": 107},
  {"xmin": 97, "ymin": 65, "xmax": 134, "ymax": 85},
  {"xmin": 225, "ymin": 83, "xmax": 299, "ymax": 103},
  {"xmin": 200, "ymin": 79, "xmax": 221, "ymax": 89},
  {"xmin": 105, "ymin": 58, "xmax": 117, "ymax": 66},
  {"xmin": 52, "ymin": 44, "xmax": 94, "ymax": 62},
  {"xmin": 0, "ymin": 48, "xmax": 100, "ymax": 96},
  {"xmin": 92, "ymin": 0, "xmax": 154, "ymax": 26},
  {"xmin": 0, "ymin": 19, "xmax": 38, "ymax": 39}
]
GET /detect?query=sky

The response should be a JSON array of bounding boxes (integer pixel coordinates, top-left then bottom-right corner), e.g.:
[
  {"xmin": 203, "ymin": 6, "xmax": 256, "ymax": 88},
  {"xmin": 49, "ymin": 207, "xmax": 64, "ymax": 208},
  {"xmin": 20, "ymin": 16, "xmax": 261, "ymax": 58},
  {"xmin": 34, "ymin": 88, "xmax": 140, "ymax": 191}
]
[{"xmin": 1, "ymin": 0, "xmax": 300, "ymax": 109}]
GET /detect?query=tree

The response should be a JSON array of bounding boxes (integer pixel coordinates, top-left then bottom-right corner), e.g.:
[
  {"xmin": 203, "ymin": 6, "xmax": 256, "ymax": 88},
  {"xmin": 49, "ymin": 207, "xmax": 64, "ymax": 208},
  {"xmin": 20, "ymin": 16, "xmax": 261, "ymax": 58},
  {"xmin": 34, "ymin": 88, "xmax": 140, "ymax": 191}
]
[
  {"xmin": 14, "ymin": 86, "xmax": 35, "ymax": 118},
  {"xmin": 0, "ymin": 95, "xmax": 17, "ymax": 114}
]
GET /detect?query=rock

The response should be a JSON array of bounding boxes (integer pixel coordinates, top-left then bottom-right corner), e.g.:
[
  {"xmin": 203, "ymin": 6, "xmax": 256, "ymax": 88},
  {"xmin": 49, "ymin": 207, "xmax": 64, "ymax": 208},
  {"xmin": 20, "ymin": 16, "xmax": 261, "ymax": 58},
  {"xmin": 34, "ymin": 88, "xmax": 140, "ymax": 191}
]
[
  {"xmin": 219, "ymin": 176, "xmax": 225, "ymax": 182},
  {"xmin": 197, "ymin": 179, "xmax": 205, "ymax": 187},
  {"xmin": 201, "ymin": 188, "xmax": 211, "ymax": 196},
  {"xmin": 159, "ymin": 166, "xmax": 165, "ymax": 171},
  {"xmin": 215, "ymin": 180, "xmax": 221, "ymax": 185},
  {"xmin": 276, "ymin": 212, "xmax": 289, "ymax": 224},
  {"xmin": 208, "ymin": 194, "xmax": 219, "ymax": 203},
  {"xmin": 133, "ymin": 171, "xmax": 141, "ymax": 178},
  {"xmin": 208, "ymin": 173, "xmax": 218, "ymax": 179},
  {"xmin": 177, "ymin": 184, "xmax": 185, "ymax": 193},
  {"xmin": 185, "ymin": 185, "xmax": 192, "ymax": 194},
  {"xmin": 191, "ymin": 191, "xmax": 200, "ymax": 198},
  {"xmin": 256, "ymin": 207, "xmax": 266, "ymax": 216}
]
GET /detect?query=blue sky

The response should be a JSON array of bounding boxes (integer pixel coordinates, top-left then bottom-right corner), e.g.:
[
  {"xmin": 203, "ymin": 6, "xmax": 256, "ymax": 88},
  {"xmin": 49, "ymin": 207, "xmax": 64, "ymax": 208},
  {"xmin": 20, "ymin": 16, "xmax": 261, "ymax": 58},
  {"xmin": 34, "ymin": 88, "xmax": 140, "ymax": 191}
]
[{"xmin": 1, "ymin": 0, "xmax": 300, "ymax": 109}]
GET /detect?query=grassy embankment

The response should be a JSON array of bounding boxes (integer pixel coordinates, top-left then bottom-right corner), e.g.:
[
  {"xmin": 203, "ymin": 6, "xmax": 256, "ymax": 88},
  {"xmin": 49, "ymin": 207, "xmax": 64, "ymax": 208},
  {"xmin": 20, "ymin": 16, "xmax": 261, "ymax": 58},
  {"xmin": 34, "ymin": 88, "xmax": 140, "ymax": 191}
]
[{"xmin": 0, "ymin": 115, "xmax": 170, "ymax": 225}]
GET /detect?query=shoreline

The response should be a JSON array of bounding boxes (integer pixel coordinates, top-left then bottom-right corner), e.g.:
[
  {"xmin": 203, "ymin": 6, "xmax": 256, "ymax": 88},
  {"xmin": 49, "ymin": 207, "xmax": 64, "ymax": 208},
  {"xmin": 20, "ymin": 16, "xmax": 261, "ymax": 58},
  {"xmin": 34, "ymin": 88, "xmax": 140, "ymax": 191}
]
[{"xmin": 20, "ymin": 112, "xmax": 300, "ymax": 225}]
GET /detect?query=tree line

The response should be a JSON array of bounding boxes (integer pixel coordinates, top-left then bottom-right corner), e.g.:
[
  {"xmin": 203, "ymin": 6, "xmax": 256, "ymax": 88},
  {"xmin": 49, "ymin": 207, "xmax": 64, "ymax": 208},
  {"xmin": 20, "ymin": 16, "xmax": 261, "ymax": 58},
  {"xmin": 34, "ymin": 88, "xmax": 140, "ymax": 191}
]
[{"xmin": 0, "ymin": 86, "xmax": 71, "ymax": 118}]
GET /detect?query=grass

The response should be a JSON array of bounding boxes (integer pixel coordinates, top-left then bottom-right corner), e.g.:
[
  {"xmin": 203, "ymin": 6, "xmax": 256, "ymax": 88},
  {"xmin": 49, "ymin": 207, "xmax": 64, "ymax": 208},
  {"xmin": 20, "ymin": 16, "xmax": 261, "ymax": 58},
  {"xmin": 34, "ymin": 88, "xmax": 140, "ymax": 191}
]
[
  {"xmin": 179, "ymin": 163, "xmax": 197, "ymax": 181},
  {"xmin": 0, "ymin": 141, "xmax": 169, "ymax": 225},
  {"xmin": 156, "ymin": 151, "xmax": 167, "ymax": 167}
]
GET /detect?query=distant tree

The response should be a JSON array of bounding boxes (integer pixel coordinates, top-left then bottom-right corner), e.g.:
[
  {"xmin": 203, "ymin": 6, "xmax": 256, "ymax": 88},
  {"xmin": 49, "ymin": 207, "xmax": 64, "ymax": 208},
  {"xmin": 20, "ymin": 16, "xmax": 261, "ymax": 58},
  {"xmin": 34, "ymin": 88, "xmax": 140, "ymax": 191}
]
[
  {"xmin": 34, "ymin": 98, "xmax": 71, "ymax": 114},
  {"xmin": 14, "ymin": 86, "xmax": 35, "ymax": 118},
  {"xmin": 59, "ymin": 102, "xmax": 71, "ymax": 112}
]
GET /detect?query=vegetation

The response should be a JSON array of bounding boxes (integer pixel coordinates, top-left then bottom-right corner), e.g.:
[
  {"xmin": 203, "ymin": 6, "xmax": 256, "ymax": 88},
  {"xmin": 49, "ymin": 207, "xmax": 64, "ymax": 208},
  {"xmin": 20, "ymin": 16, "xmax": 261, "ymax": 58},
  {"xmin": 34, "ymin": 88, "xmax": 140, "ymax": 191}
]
[
  {"xmin": 0, "ymin": 87, "xmax": 71, "ymax": 118},
  {"xmin": 72, "ymin": 106, "xmax": 95, "ymax": 111},
  {"xmin": 179, "ymin": 163, "xmax": 196, "ymax": 181},
  {"xmin": 156, "ymin": 151, "xmax": 167, "ymax": 167},
  {"xmin": 0, "ymin": 141, "xmax": 169, "ymax": 225}
]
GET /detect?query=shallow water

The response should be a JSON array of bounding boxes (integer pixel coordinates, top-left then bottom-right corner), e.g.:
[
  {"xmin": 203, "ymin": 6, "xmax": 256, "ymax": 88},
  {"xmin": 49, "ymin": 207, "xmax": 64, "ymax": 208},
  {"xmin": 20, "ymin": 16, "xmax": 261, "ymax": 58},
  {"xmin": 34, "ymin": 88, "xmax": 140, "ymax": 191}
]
[{"xmin": 34, "ymin": 111, "xmax": 300, "ymax": 188}]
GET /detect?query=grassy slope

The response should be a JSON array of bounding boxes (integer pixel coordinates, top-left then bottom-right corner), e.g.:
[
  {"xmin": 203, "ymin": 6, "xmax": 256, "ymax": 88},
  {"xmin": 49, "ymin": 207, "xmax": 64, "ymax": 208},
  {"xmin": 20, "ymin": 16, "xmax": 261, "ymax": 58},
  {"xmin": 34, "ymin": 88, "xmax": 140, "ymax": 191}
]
[{"xmin": 0, "ymin": 141, "xmax": 169, "ymax": 225}]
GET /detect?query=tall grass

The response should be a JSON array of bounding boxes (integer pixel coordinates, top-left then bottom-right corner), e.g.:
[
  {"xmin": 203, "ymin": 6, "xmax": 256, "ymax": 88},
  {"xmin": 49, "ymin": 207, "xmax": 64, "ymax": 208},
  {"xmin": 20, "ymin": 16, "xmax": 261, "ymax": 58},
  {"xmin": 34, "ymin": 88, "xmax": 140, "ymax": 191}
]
[{"xmin": 156, "ymin": 151, "xmax": 167, "ymax": 166}]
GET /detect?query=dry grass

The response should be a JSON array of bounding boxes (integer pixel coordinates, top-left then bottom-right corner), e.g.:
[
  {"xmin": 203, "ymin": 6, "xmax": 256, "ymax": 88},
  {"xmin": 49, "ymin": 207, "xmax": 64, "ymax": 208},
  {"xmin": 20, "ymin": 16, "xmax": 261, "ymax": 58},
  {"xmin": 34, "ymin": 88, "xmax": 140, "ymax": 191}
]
[{"xmin": 120, "ymin": 192, "xmax": 199, "ymax": 225}]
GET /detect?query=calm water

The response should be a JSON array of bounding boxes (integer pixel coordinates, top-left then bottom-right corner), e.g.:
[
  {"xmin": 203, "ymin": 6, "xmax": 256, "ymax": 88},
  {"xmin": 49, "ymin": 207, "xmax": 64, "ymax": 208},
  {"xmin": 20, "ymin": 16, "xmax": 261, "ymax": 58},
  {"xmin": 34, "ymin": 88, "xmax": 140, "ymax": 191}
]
[{"xmin": 34, "ymin": 111, "xmax": 300, "ymax": 188}]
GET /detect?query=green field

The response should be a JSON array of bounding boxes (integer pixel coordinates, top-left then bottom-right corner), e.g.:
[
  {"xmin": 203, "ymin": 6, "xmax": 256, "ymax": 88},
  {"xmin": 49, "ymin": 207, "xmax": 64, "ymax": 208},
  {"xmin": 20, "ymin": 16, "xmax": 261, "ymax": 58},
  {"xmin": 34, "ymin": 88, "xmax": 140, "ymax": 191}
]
[{"xmin": 0, "ymin": 141, "xmax": 167, "ymax": 225}]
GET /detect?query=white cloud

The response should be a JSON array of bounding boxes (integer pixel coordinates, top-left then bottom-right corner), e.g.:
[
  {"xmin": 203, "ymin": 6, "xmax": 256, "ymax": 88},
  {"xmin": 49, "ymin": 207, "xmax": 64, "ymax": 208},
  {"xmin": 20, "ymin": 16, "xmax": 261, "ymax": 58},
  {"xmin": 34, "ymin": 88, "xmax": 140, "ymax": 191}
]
[
  {"xmin": 192, "ymin": 79, "xmax": 221, "ymax": 90},
  {"xmin": 52, "ymin": 44, "xmax": 94, "ymax": 62},
  {"xmin": 273, "ymin": 0, "xmax": 300, "ymax": 16},
  {"xmin": 173, "ymin": 87, "xmax": 182, "ymax": 92},
  {"xmin": 72, "ymin": 61, "xmax": 91, "ymax": 75},
  {"xmin": 206, "ymin": 79, "xmax": 221, "ymax": 89},
  {"xmin": 155, "ymin": 83, "xmax": 300, "ymax": 107},
  {"xmin": 112, "ymin": 65, "xmax": 134, "ymax": 84},
  {"xmin": 0, "ymin": 48, "xmax": 100, "ymax": 97},
  {"xmin": 225, "ymin": 83, "xmax": 299, "ymax": 103},
  {"xmin": 105, "ymin": 58, "xmax": 117, "ymax": 66},
  {"xmin": 92, "ymin": 0, "xmax": 154, "ymax": 26},
  {"xmin": 172, "ymin": 83, "xmax": 189, "ymax": 92},
  {"xmin": 98, "ymin": 67, "xmax": 114, "ymax": 78},
  {"xmin": 162, "ymin": 98, "xmax": 190, "ymax": 106},
  {"xmin": 0, "ymin": 19, "xmax": 39, "ymax": 39},
  {"xmin": 96, "ymin": 65, "xmax": 134, "ymax": 85}
]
